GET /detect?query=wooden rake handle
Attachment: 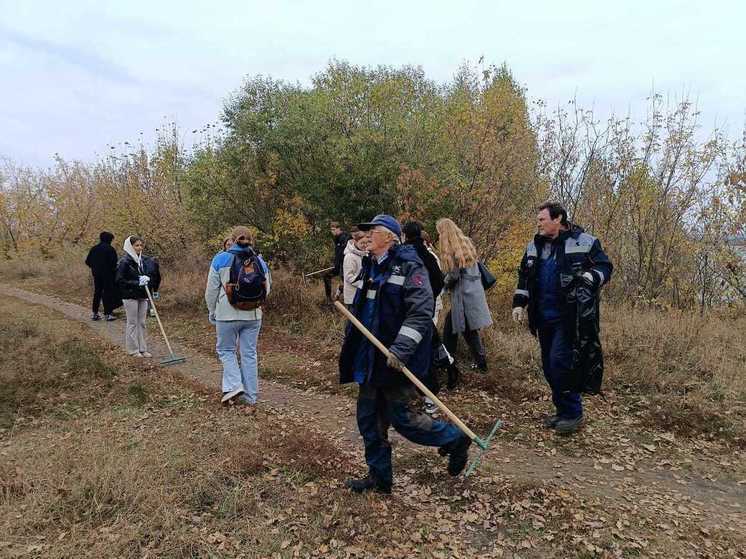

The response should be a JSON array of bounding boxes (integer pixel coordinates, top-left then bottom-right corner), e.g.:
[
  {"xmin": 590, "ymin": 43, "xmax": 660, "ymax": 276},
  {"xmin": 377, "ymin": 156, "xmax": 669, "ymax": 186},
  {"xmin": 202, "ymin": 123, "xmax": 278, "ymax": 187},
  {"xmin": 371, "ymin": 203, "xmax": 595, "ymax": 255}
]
[
  {"xmin": 334, "ymin": 301, "xmax": 479, "ymax": 442},
  {"xmin": 144, "ymin": 285, "xmax": 175, "ymax": 356}
]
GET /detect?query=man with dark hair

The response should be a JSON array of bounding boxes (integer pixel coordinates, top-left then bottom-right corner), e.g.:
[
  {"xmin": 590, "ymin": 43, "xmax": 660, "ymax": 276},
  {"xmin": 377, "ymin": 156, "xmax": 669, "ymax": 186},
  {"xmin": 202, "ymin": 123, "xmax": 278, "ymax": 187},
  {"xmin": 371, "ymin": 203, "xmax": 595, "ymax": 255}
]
[
  {"xmin": 85, "ymin": 231, "xmax": 119, "ymax": 321},
  {"xmin": 512, "ymin": 202, "xmax": 613, "ymax": 434},
  {"xmin": 340, "ymin": 214, "xmax": 471, "ymax": 494},
  {"xmin": 323, "ymin": 221, "xmax": 351, "ymax": 304}
]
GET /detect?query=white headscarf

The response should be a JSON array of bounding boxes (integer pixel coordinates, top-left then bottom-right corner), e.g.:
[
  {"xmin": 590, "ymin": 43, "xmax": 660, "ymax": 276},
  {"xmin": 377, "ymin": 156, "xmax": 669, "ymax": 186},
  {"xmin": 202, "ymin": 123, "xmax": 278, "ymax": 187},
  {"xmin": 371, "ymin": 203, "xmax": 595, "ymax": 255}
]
[{"xmin": 123, "ymin": 236, "xmax": 142, "ymax": 270}]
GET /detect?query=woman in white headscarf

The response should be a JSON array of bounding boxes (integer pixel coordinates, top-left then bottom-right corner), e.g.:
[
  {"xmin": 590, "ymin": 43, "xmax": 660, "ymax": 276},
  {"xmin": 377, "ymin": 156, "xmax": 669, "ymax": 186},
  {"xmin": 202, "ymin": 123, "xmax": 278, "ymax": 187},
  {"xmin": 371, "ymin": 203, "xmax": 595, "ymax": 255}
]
[{"xmin": 115, "ymin": 235, "xmax": 161, "ymax": 357}]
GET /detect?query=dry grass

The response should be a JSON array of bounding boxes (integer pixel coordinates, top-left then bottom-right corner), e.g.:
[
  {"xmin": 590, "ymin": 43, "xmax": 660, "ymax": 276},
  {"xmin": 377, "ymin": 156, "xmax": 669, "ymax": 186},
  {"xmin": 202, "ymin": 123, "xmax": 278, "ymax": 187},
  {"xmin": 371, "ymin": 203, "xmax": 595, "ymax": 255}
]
[{"xmin": 1, "ymin": 273, "xmax": 744, "ymax": 558}]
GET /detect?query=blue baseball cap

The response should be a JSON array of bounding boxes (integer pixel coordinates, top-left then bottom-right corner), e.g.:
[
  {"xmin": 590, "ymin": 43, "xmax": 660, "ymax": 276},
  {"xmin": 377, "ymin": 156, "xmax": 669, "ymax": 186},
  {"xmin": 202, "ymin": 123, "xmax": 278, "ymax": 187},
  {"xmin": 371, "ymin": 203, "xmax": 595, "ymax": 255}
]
[{"xmin": 357, "ymin": 214, "xmax": 402, "ymax": 238}]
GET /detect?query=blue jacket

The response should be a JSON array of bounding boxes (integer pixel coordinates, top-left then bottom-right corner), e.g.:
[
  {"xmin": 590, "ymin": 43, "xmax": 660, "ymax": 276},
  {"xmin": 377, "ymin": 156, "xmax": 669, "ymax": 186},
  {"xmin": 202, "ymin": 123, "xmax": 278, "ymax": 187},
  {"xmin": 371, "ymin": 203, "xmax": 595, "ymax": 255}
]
[
  {"xmin": 204, "ymin": 244, "xmax": 271, "ymax": 321},
  {"xmin": 512, "ymin": 225, "xmax": 613, "ymax": 335},
  {"xmin": 339, "ymin": 243, "xmax": 434, "ymax": 387}
]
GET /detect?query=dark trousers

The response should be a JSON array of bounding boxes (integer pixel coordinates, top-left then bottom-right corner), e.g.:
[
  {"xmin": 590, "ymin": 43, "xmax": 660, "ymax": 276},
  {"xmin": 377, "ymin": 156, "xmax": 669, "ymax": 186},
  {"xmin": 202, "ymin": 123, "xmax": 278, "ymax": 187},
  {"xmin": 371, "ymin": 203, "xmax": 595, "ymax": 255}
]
[
  {"xmin": 443, "ymin": 311, "xmax": 486, "ymax": 367},
  {"xmin": 92, "ymin": 273, "xmax": 115, "ymax": 315},
  {"xmin": 323, "ymin": 271, "xmax": 335, "ymax": 301},
  {"xmin": 357, "ymin": 382, "xmax": 461, "ymax": 484},
  {"xmin": 538, "ymin": 320, "xmax": 582, "ymax": 419}
]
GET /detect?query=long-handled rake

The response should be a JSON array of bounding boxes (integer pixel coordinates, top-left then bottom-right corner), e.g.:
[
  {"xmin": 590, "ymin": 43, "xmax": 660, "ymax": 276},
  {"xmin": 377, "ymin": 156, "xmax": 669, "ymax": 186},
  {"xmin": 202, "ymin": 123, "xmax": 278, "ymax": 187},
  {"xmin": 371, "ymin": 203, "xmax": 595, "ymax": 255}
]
[
  {"xmin": 144, "ymin": 285, "xmax": 187, "ymax": 366},
  {"xmin": 334, "ymin": 301, "xmax": 500, "ymax": 477}
]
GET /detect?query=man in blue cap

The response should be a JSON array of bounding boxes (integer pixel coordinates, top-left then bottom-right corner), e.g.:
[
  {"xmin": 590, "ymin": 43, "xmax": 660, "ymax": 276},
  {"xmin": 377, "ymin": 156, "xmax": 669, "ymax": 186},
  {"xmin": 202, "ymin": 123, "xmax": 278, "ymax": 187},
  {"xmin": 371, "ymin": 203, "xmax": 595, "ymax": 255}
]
[{"xmin": 339, "ymin": 214, "xmax": 471, "ymax": 494}]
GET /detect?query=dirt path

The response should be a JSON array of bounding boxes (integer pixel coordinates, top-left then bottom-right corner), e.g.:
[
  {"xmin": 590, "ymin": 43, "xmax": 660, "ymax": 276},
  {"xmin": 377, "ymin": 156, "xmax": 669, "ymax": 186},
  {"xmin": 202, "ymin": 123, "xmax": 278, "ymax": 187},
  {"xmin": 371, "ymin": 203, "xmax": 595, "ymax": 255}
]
[{"xmin": 2, "ymin": 284, "xmax": 744, "ymax": 534}]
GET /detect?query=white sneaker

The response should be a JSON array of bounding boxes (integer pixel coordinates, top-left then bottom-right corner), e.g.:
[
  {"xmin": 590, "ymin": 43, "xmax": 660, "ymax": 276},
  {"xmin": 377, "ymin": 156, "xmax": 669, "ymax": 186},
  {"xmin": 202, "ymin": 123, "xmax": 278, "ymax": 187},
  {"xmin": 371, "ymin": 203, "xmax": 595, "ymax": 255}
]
[
  {"xmin": 141, "ymin": 352, "xmax": 153, "ymax": 358},
  {"xmin": 129, "ymin": 351, "xmax": 143, "ymax": 358},
  {"xmin": 221, "ymin": 388, "xmax": 244, "ymax": 404},
  {"xmin": 423, "ymin": 398, "xmax": 438, "ymax": 415}
]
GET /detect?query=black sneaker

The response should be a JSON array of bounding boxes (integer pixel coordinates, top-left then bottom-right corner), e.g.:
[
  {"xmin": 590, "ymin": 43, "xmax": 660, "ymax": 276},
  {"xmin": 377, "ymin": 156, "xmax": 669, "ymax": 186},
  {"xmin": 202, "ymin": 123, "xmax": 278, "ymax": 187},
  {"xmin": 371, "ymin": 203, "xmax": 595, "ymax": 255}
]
[
  {"xmin": 345, "ymin": 475, "xmax": 391, "ymax": 494},
  {"xmin": 446, "ymin": 363, "xmax": 460, "ymax": 390},
  {"xmin": 555, "ymin": 415, "xmax": 584, "ymax": 434},
  {"xmin": 442, "ymin": 435, "xmax": 472, "ymax": 476},
  {"xmin": 91, "ymin": 313, "xmax": 101, "ymax": 321},
  {"xmin": 542, "ymin": 414, "xmax": 561, "ymax": 429}
]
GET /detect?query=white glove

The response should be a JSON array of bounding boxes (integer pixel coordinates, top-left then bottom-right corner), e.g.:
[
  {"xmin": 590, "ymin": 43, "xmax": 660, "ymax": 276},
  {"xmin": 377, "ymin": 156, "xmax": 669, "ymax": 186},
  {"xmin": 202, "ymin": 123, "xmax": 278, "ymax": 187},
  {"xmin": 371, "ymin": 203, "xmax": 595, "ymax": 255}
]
[
  {"xmin": 512, "ymin": 307, "xmax": 525, "ymax": 323},
  {"xmin": 138, "ymin": 275, "xmax": 150, "ymax": 286},
  {"xmin": 208, "ymin": 312, "xmax": 216, "ymax": 325}
]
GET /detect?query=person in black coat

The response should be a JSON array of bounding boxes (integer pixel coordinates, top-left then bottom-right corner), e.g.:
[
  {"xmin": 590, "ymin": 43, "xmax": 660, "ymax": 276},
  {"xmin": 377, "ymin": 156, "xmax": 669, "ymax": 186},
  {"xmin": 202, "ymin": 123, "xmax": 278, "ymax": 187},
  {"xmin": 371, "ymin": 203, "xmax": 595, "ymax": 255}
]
[
  {"xmin": 85, "ymin": 231, "xmax": 119, "ymax": 321},
  {"xmin": 323, "ymin": 221, "xmax": 351, "ymax": 304}
]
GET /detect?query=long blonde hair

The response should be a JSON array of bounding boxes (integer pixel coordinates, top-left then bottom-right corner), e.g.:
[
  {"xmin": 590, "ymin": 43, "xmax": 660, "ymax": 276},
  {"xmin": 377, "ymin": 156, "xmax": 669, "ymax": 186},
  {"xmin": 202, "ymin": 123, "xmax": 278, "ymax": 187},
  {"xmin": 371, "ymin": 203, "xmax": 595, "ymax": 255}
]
[{"xmin": 436, "ymin": 218, "xmax": 478, "ymax": 273}]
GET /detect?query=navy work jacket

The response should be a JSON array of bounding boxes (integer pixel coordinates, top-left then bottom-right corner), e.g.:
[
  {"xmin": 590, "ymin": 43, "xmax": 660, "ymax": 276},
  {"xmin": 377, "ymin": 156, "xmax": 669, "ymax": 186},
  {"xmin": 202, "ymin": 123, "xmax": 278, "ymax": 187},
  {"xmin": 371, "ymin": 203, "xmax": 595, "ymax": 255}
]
[{"xmin": 339, "ymin": 243, "xmax": 434, "ymax": 387}]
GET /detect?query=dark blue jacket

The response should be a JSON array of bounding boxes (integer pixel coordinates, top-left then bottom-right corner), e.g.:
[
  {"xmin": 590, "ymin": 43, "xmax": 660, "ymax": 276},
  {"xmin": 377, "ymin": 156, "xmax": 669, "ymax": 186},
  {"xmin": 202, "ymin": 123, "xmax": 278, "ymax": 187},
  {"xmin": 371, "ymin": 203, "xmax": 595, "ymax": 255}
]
[
  {"xmin": 512, "ymin": 225, "xmax": 613, "ymax": 337},
  {"xmin": 339, "ymin": 243, "xmax": 434, "ymax": 387}
]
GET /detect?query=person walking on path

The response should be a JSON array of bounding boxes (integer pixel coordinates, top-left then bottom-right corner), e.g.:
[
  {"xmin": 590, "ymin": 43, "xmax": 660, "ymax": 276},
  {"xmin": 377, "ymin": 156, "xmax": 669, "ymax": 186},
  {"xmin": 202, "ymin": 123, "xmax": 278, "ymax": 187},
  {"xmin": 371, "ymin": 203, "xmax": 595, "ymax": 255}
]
[
  {"xmin": 115, "ymin": 235, "xmax": 161, "ymax": 358},
  {"xmin": 512, "ymin": 202, "xmax": 613, "ymax": 434},
  {"xmin": 85, "ymin": 231, "xmax": 119, "ymax": 321},
  {"xmin": 341, "ymin": 228, "xmax": 368, "ymax": 307},
  {"xmin": 205, "ymin": 226, "xmax": 271, "ymax": 411},
  {"xmin": 339, "ymin": 214, "xmax": 471, "ymax": 494},
  {"xmin": 323, "ymin": 221, "xmax": 351, "ymax": 305},
  {"xmin": 436, "ymin": 218, "xmax": 493, "ymax": 372}
]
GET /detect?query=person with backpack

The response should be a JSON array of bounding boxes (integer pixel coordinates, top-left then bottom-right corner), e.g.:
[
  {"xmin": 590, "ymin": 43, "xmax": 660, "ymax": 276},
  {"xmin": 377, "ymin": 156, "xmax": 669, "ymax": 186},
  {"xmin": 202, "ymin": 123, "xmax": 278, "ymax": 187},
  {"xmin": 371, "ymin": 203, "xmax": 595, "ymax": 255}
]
[
  {"xmin": 436, "ymin": 218, "xmax": 493, "ymax": 372},
  {"xmin": 205, "ymin": 226, "xmax": 271, "ymax": 410},
  {"xmin": 85, "ymin": 231, "xmax": 119, "ymax": 321},
  {"xmin": 115, "ymin": 235, "xmax": 162, "ymax": 358}
]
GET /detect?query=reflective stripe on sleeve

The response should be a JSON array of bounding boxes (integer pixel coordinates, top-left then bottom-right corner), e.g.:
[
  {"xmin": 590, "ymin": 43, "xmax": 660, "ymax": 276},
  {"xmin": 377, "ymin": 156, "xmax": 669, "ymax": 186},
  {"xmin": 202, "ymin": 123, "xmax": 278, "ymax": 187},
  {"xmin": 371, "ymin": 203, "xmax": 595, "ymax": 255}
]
[
  {"xmin": 398, "ymin": 325, "xmax": 423, "ymax": 344},
  {"xmin": 514, "ymin": 289, "xmax": 529, "ymax": 298}
]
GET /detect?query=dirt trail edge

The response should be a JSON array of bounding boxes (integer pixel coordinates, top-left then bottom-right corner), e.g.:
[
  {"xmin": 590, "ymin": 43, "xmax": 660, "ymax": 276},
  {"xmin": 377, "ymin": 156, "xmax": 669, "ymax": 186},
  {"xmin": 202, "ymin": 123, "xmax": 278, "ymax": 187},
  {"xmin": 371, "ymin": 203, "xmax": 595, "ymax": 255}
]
[{"xmin": 2, "ymin": 284, "xmax": 743, "ymax": 530}]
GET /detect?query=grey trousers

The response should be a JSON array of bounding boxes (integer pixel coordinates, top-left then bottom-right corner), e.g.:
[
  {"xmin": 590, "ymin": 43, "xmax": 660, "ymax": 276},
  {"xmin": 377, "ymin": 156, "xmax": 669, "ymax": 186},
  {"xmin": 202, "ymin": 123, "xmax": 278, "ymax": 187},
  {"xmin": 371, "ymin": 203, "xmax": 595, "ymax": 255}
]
[{"xmin": 123, "ymin": 298, "xmax": 148, "ymax": 354}]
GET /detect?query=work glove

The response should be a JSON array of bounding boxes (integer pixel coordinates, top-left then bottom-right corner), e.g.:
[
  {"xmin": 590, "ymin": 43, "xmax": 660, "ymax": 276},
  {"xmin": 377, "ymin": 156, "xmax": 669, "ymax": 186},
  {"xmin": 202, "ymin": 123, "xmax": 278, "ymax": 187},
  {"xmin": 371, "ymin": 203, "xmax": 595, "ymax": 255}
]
[
  {"xmin": 511, "ymin": 306, "xmax": 525, "ymax": 324},
  {"xmin": 208, "ymin": 312, "xmax": 216, "ymax": 325},
  {"xmin": 387, "ymin": 351, "xmax": 405, "ymax": 371},
  {"xmin": 334, "ymin": 285, "xmax": 343, "ymax": 301},
  {"xmin": 152, "ymin": 291, "xmax": 161, "ymax": 301},
  {"xmin": 138, "ymin": 275, "xmax": 150, "ymax": 286}
]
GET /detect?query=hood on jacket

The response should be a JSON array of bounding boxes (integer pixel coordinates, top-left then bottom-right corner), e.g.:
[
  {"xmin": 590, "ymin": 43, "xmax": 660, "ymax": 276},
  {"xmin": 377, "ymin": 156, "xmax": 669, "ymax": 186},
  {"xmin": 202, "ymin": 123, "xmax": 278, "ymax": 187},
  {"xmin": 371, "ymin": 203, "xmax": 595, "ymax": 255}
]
[
  {"xmin": 226, "ymin": 244, "xmax": 257, "ymax": 257},
  {"xmin": 123, "ymin": 236, "xmax": 142, "ymax": 266},
  {"xmin": 344, "ymin": 239, "xmax": 367, "ymax": 258}
]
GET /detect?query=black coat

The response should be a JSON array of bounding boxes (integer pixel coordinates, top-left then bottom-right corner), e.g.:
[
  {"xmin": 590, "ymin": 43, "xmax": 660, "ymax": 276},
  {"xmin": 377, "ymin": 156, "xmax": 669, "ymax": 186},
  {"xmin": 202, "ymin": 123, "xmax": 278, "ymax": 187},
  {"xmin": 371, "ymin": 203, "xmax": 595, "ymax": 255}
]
[
  {"xmin": 405, "ymin": 238, "xmax": 444, "ymax": 300},
  {"xmin": 115, "ymin": 254, "xmax": 162, "ymax": 300},
  {"xmin": 332, "ymin": 232, "xmax": 351, "ymax": 276},
  {"xmin": 85, "ymin": 242, "xmax": 118, "ymax": 277}
]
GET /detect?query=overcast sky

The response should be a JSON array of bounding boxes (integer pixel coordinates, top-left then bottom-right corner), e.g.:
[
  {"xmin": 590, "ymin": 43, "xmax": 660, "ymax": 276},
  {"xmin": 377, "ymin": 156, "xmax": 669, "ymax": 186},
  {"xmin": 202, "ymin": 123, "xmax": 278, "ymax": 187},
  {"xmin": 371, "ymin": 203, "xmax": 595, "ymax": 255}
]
[{"xmin": 1, "ymin": 0, "xmax": 744, "ymax": 168}]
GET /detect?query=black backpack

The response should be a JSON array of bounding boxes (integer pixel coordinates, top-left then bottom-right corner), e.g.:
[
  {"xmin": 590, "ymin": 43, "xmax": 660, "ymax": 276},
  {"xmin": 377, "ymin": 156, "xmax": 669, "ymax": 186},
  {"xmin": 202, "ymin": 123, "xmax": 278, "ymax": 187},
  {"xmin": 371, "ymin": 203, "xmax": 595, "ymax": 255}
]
[{"xmin": 224, "ymin": 250, "xmax": 267, "ymax": 310}]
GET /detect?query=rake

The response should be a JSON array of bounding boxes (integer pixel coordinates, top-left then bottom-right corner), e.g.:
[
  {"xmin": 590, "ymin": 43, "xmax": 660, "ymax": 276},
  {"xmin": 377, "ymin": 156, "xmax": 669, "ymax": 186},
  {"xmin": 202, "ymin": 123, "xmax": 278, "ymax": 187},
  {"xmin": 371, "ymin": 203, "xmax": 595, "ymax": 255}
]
[
  {"xmin": 334, "ymin": 301, "xmax": 500, "ymax": 477},
  {"xmin": 144, "ymin": 285, "xmax": 187, "ymax": 366}
]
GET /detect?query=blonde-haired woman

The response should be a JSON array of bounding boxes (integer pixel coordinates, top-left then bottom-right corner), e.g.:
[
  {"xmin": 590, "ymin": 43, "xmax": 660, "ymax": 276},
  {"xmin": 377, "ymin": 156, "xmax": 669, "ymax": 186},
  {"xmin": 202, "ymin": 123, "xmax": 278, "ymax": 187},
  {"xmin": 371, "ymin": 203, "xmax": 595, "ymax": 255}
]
[{"xmin": 436, "ymin": 218, "xmax": 493, "ymax": 371}]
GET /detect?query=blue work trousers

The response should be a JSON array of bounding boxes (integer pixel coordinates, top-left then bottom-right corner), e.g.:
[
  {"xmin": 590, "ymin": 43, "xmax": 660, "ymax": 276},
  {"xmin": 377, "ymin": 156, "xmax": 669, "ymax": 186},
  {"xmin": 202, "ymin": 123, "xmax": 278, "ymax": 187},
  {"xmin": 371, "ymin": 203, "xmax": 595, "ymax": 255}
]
[
  {"xmin": 357, "ymin": 382, "xmax": 461, "ymax": 485},
  {"xmin": 537, "ymin": 320, "xmax": 582, "ymax": 419}
]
